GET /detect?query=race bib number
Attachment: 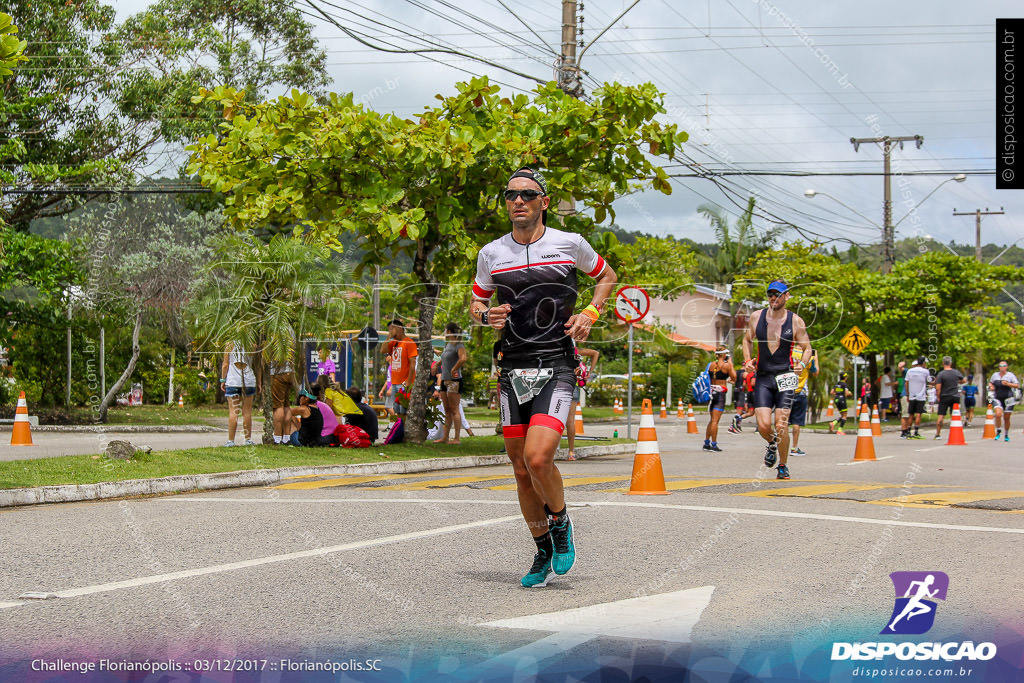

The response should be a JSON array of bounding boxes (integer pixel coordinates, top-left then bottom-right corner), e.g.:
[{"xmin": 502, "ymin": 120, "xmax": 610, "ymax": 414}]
[
  {"xmin": 775, "ymin": 372, "xmax": 799, "ymax": 392},
  {"xmin": 509, "ymin": 368, "xmax": 554, "ymax": 405}
]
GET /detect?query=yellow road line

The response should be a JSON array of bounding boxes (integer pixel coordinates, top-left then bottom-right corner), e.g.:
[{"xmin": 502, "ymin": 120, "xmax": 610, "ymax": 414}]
[
  {"xmin": 366, "ymin": 475, "xmax": 513, "ymax": 491},
  {"xmin": 867, "ymin": 491, "xmax": 1024, "ymax": 509},
  {"xmin": 738, "ymin": 484, "xmax": 895, "ymax": 498},
  {"xmin": 599, "ymin": 478, "xmax": 751, "ymax": 493},
  {"xmin": 273, "ymin": 473, "xmax": 426, "ymax": 490},
  {"xmin": 490, "ymin": 476, "xmax": 629, "ymax": 491}
]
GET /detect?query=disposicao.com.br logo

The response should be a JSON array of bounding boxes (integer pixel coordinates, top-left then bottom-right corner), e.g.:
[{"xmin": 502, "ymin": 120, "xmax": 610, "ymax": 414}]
[{"xmin": 831, "ymin": 571, "xmax": 997, "ymax": 662}]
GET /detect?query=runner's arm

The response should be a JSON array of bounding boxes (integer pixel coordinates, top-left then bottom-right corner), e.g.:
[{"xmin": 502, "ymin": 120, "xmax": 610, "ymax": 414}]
[
  {"xmin": 792, "ymin": 316, "xmax": 811, "ymax": 370},
  {"xmin": 741, "ymin": 312, "xmax": 758, "ymax": 371},
  {"xmin": 564, "ymin": 263, "xmax": 617, "ymax": 342}
]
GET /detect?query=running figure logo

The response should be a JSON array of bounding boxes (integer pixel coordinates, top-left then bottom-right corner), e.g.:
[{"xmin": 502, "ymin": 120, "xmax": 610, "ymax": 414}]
[{"xmin": 881, "ymin": 571, "xmax": 949, "ymax": 635}]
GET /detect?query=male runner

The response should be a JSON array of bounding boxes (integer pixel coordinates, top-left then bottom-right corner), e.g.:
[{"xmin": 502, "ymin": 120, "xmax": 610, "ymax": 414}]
[
  {"xmin": 961, "ymin": 375, "xmax": 978, "ymax": 427},
  {"xmin": 829, "ymin": 372, "xmax": 851, "ymax": 435},
  {"xmin": 471, "ymin": 167, "xmax": 617, "ymax": 588},
  {"xmin": 904, "ymin": 358, "xmax": 933, "ymax": 439},
  {"xmin": 742, "ymin": 279, "xmax": 812, "ymax": 480},
  {"xmin": 932, "ymin": 356, "xmax": 964, "ymax": 440},
  {"xmin": 988, "ymin": 361, "xmax": 1019, "ymax": 441}
]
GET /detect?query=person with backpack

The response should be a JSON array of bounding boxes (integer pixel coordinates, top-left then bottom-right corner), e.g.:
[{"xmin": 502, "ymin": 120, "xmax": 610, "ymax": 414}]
[{"xmin": 703, "ymin": 348, "xmax": 736, "ymax": 452}]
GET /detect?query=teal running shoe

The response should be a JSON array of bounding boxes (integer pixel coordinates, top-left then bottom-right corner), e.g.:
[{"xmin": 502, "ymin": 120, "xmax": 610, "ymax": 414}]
[
  {"xmin": 521, "ymin": 551, "xmax": 552, "ymax": 588},
  {"xmin": 550, "ymin": 517, "xmax": 576, "ymax": 575}
]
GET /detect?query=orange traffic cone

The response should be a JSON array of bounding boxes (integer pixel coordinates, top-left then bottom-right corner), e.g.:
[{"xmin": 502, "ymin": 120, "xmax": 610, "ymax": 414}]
[
  {"xmin": 10, "ymin": 391, "xmax": 34, "ymax": 446},
  {"xmin": 871, "ymin": 405, "xmax": 882, "ymax": 436},
  {"xmin": 946, "ymin": 403, "xmax": 967, "ymax": 446},
  {"xmin": 574, "ymin": 403, "xmax": 584, "ymax": 436},
  {"xmin": 855, "ymin": 399, "xmax": 862, "ymax": 418},
  {"xmin": 686, "ymin": 404, "xmax": 699, "ymax": 434},
  {"xmin": 826, "ymin": 399, "xmax": 835, "ymax": 418},
  {"xmin": 676, "ymin": 397, "xmax": 685, "ymax": 418},
  {"xmin": 613, "ymin": 397, "xmax": 623, "ymax": 415},
  {"xmin": 982, "ymin": 405, "xmax": 997, "ymax": 440},
  {"xmin": 659, "ymin": 399, "xmax": 668, "ymax": 419},
  {"xmin": 852, "ymin": 404, "xmax": 876, "ymax": 461},
  {"xmin": 178, "ymin": 395, "xmax": 184, "ymax": 408},
  {"xmin": 628, "ymin": 399, "xmax": 669, "ymax": 495}
]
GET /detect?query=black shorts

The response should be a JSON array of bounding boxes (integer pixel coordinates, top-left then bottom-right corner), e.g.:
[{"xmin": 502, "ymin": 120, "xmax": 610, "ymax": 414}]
[
  {"xmin": 908, "ymin": 399, "xmax": 927, "ymax": 415},
  {"xmin": 964, "ymin": 397, "xmax": 976, "ymax": 408},
  {"xmin": 834, "ymin": 397, "xmax": 848, "ymax": 412},
  {"xmin": 735, "ymin": 391, "xmax": 746, "ymax": 409},
  {"xmin": 937, "ymin": 396, "xmax": 959, "ymax": 416},
  {"xmin": 991, "ymin": 397, "xmax": 1015, "ymax": 412},
  {"xmin": 442, "ymin": 378, "xmax": 463, "ymax": 394},
  {"xmin": 499, "ymin": 366, "xmax": 575, "ymax": 437},
  {"xmin": 753, "ymin": 373, "xmax": 795, "ymax": 411},
  {"xmin": 790, "ymin": 392, "xmax": 808, "ymax": 426},
  {"xmin": 709, "ymin": 389, "xmax": 728, "ymax": 412}
]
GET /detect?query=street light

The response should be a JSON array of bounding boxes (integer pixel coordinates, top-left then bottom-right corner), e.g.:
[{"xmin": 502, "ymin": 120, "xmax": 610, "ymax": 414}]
[{"xmin": 804, "ymin": 174, "xmax": 968, "ymax": 267}]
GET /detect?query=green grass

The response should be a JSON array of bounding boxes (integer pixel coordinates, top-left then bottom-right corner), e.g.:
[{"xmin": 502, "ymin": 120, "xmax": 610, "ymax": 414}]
[
  {"xmin": 0, "ymin": 436, "xmax": 635, "ymax": 490},
  {"xmin": 103, "ymin": 404, "xmax": 234, "ymax": 425}
]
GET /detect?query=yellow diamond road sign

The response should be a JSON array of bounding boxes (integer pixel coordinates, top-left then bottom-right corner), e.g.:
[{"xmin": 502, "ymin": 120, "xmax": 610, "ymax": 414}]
[{"xmin": 841, "ymin": 326, "xmax": 871, "ymax": 356}]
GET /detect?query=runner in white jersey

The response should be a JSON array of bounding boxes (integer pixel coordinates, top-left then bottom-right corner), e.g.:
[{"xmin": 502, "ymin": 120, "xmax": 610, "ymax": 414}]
[
  {"xmin": 471, "ymin": 167, "xmax": 617, "ymax": 588},
  {"xmin": 988, "ymin": 360, "xmax": 1020, "ymax": 441}
]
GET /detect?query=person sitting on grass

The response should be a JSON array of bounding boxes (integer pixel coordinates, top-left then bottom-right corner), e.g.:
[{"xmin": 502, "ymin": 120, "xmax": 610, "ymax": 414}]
[
  {"xmin": 288, "ymin": 389, "xmax": 324, "ymax": 447},
  {"xmin": 312, "ymin": 385, "xmax": 340, "ymax": 446},
  {"xmin": 344, "ymin": 386, "xmax": 379, "ymax": 443}
]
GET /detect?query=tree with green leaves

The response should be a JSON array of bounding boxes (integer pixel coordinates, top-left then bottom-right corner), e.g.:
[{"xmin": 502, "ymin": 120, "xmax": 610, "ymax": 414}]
[
  {"xmin": 186, "ymin": 233, "xmax": 350, "ymax": 443},
  {"xmin": 0, "ymin": 12, "xmax": 27, "ymax": 79},
  {"xmin": 62, "ymin": 195, "xmax": 218, "ymax": 421},
  {"xmin": 188, "ymin": 77, "xmax": 689, "ymax": 441}
]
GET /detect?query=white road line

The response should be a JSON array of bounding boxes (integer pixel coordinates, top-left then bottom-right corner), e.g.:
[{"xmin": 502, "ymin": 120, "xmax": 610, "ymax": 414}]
[
  {"xmin": 18, "ymin": 514, "xmax": 521, "ymax": 603},
  {"xmin": 165, "ymin": 497, "xmax": 1024, "ymax": 534},
  {"xmin": 914, "ymin": 446, "xmax": 948, "ymax": 452},
  {"xmin": 0, "ymin": 601, "xmax": 25, "ymax": 610}
]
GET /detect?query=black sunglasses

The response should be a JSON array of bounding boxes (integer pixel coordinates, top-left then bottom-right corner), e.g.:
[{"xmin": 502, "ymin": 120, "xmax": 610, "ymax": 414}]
[
  {"xmin": 767, "ymin": 290, "xmax": 783, "ymax": 298},
  {"xmin": 503, "ymin": 188, "xmax": 544, "ymax": 202}
]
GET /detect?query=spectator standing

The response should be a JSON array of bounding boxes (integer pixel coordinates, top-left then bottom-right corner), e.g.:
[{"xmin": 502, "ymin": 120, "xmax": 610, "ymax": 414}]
[
  {"xmin": 789, "ymin": 349, "xmax": 819, "ymax": 455},
  {"xmin": 221, "ymin": 343, "xmax": 258, "ymax": 447},
  {"xmin": 877, "ymin": 366, "xmax": 896, "ymax": 421},
  {"xmin": 269, "ymin": 356, "xmax": 294, "ymax": 445},
  {"xmin": 932, "ymin": 356, "xmax": 965, "ymax": 440},
  {"xmin": 895, "ymin": 360, "xmax": 910, "ymax": 436},
  {"xmin": 434, "ymin": 323, "xmax": 469, "ymax": 444},
  {"xmin": 316, "ymin": 347, "xmax": 336, "ymax": 383},
  {"xmin": 385, "ymin": 319, "xmax": 417, "ymax": 417},
  {"xmin": 567, "ymin": 346, "xmax": 600, "ymax": 459}
]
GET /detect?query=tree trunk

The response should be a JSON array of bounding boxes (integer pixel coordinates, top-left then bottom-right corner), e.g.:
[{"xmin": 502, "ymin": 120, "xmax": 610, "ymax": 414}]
[
  {"xmin": 254, "ymin": 342, "xmax": 275, "ymax": 445},
  {"xmin": 95, "ymin": 311, "xmax": 143, "ymax": 423},
  {"xmin": 407, "ymin": 244, "xmax": 441, "ymax": 443}
]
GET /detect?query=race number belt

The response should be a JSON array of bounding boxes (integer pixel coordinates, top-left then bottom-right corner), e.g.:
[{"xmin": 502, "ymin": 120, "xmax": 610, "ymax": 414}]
[
  {"xmin": 775, "ymin": 372, "xmax": 799, "ymax": 392},
  {"xmin": 508, "ymin": 368, "xmax": 554, "ymax": 405}
]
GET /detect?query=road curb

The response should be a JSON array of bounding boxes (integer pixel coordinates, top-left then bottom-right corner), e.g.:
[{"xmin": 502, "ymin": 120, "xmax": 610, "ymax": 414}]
[{"xmin": 0, "ymin": 443, "xmax": 635, "ymax": 508}]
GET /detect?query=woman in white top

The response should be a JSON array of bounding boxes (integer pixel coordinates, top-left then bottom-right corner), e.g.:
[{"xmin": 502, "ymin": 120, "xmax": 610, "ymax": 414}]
[{"xmin": 221, "ymin": 343, "xmax": 259, "ymax": 446}]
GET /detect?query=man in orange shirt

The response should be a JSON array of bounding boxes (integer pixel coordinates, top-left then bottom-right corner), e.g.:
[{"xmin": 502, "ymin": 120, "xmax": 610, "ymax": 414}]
[{"xmin": 385, "ymin": 318, "xmax": 417, "ymax": 416}]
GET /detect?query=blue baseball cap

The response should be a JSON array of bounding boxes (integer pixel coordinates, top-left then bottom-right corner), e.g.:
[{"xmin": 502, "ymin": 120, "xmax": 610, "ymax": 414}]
[
  {"xmin": 299, "ymin": 388, "xmax": 317, "ymax": 401},
  {"xmin": 767, "ymin": 280, "xmax": 789, "ymax": 294}
]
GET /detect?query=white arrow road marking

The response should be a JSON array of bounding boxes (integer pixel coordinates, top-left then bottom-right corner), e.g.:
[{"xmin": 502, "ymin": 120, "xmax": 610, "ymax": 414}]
[{"xmin": 465, "ymin": 587, "xmax": 715, "ymax": 676}]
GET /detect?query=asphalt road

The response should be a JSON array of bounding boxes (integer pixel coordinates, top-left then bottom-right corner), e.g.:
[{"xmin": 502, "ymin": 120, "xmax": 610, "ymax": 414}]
[{"xmin": 1, "ymin": 421, "xmax": 1022, "ymax": 681}]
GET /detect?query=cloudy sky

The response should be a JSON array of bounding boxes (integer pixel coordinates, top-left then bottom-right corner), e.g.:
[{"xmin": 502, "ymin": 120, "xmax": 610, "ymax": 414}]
[{"xmin": 115, "ymin": 0, "xmax": 1020, "ymax": 251}]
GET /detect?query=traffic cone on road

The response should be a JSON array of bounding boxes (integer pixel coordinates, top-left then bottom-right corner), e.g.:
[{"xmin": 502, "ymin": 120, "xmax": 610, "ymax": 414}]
[
  {"xmin": 659, "ymin": 399, "xmax": 667, "ymax": 419},
  {"xmin": 852, "ymin": 403, "xmax": 876, "ymax": 461},
  {"xmin": 613, "ymin": 397, "xmax": 623, "ymax": 415},
  {"xmin": 178, "ymin": 395, "xmax": 184, "ymax": 408},
  {"xmin": 10, "ymin": 391, "xmax": 34, "ymax": 446},
  {"xmin": 574, "ymin": 403, "xmax": 584, "ymax": 436},
  {"xmin": 677, "ymin": 397, "xmax": 685, "ymax": 418},
  {"xmin": 686, "ymin": 404, "xmax": 699, "ymax": 434},
  {"xmin": 946, "ymin": 403, "xmax": 967, "ymax": 446},
  {"xmin": 628, "ymin": 399, "xmax": 669, "ymax": 495},
  {"xmin": 982, "ymin": 405, "xmax": 997, "ymax": 440},
  {"xmin": 826, "ymin": 399, "xmax": 835, "ymax": 418},
  {"xmin": 871, "ymin": 405, "xmax": 882, "ymax": 436},
  {"xmin": 855, "ymin": 399, "xmax": 861, "ymax": 418}
]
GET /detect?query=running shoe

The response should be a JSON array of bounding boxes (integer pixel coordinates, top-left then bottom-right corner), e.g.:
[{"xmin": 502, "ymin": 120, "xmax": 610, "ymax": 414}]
[
  {"xmin": 567, "ymin": 451, "xmax": 577, "ymax": 461},
  {"xmin": 243, "ymin": 439, "xmax": 258, "ymax": 446},
  {"xmin": 708, "ymin": 443, "xmax": 722, "ymax": 452},
  {"xmin": 1004, "ymin": 435, "xmax": 1010, "ymax": 442},
  {"xmin": 776, "ymin": 465, "xmax": 791, "ymax": 480},
  {"xmin": 223, "ymin": 440, "xmax": 236, "ymax": 447},
  {"xmin": 828, "ymin": 420, "xmax": 837, "ymax": 434},
  {"xmin": 836, "ymin": 429, "xmax": 846, "ymax": 436},
  {"xmin": 733, "ymin": 416, "xmax": 743, "ymax": 432},
  {"xmin": 549, "ymin": 517, "xmax": 576, "ymax": 575},
  {"xmin": 763, "ymin": 442, "xmax": 778, "ymax": 468},
  {"xmin": 996, "ymin": 430, "xmax": 1002, "ymax": 440},
  {"xmin": 933, "ymin": 434, "xmax": 942, "ymax": 440},
  {"xmin": 910, "ymin": 433, "xmax": 924, "ymax": 440},
  {"xmin": 728, "ymin": 425, "xmax": 739, "ymax": 434},
  {"xmin": 790, "ymin": 447, "xmax": 806, "ymax": 456},
  {"xmin": 702, "ymin": 442, "xmax": 713, "ymax": 451},
  {"xmin": 520, "ymin": 551, "xmax": 552, "ymax": 588}
]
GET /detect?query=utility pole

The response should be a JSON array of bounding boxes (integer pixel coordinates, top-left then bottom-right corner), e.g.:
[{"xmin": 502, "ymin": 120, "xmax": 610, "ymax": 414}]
[
  {"xmin": 850, "ymin": 135, "xmax": 923, "ymax": 274},
  {"xmin": 953, "ymin": 207, "xmax": 1005, "ymax": 404},
  {"xmin": 558, "ymin": 0, "xmax": 582, "ymax": 98},
  {"xmin": 952, "ymin": 208, "xmax": 1005, "ymax": 261}
]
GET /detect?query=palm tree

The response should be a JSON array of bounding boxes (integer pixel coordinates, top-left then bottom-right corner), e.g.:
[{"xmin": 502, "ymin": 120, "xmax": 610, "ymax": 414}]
[
  {"xmin": 696, "ymin": 196, "xmax": 783, "ymax": 347},
  {"xmin": 186, "ymin": 233, "xmax": 350, "ymax": 443}
]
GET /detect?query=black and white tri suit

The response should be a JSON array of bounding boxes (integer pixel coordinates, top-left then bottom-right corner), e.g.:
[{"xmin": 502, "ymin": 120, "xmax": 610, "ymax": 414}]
[
  {"xmin": 752, "ymin": 308, "xmax": 797, "ymax": 411},
  {"xmin": 473, "ymin": 226, "xmax": 606, "ymax": 436}
]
